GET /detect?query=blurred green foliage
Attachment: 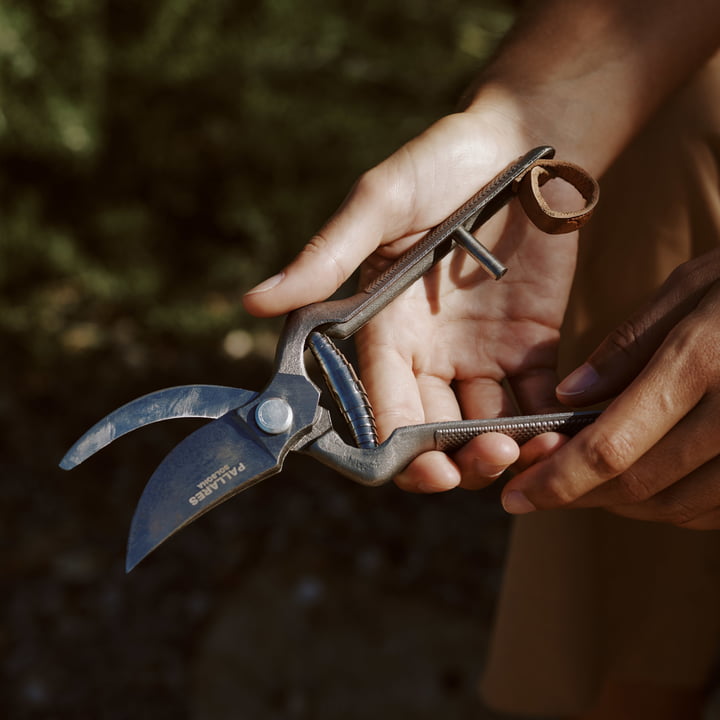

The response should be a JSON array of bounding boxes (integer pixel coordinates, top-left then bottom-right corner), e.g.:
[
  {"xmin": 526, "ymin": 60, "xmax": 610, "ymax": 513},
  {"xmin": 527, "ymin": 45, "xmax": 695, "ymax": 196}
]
[{"xmin": 1, "ymin": 0, "xmax": 513, "ymax": 372}]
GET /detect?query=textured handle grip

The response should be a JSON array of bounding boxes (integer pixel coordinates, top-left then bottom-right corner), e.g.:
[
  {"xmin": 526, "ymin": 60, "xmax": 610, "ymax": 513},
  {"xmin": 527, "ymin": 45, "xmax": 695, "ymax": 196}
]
[
  {"xmin": 304, "ymin": 409, "xmax": 602, "ymax": 487},
  {"xmin": 308, "ymin": 332, "xmax": 378, "ymax": 449},
  {"xmin": 433, "ymin": 411, "xmax": 601, "ymax": 450}
]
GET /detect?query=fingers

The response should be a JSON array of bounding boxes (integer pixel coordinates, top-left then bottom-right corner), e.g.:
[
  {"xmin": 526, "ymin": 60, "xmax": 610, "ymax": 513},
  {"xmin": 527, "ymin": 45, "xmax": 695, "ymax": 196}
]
[
  {"xmin": 395, "ymin": 453, "xmax": 462, "ymax": 494},
  {"xmin": 355, "ymin": 327, "xmax": 462, "ymax": 492},
  {"xmin": 453, "ymin": 434, "xmax": 519, "ymax": 490},
  {"xmin": 509, "ymin": 366, "xmax": 562, "ymax": 414},
  {"xmin": 358, "ymin": 322, "xmax": 522, "ymax": 493},
  {"xmin": 681, "ymin": 509, "xmax": 720, "ymax": 531},
  {"xmin": 609, "ymin": 454, "xmax": 720, "ymax": 529},
  {"xmin": 453, "ymin": 376, "xmax": 520, "ymax": 489},
  {"xmin": 502, "ymin": 334, "xmax": 706, "ymax": 513},
  {"xmin": 243, "ymin": 168, "xmax": 408, "ymax": 317},
  {"xmin": 502, "ymin": 278, "xmax": 720, "ymax": 516},
  {"xmin": 515, "ymin": 432, "xmax": 569, "ymax": 470},
  {"xmin": 456, "ymin": 376, "xmax": 517, "ymax": 419},
  {"xmin": 570, "ymin": 394, "xmax": 720, "ymax": 509},
  {"xmin": 449, "ymin": 362, "xmax": 564, "ymax": 491},
  {"xmin": 557, "ymin": 251, "xmax": 720, "ymax": 406},
  {"xmin": 388, "ymin": 374, "xmax": 466, "ymax": 494}
]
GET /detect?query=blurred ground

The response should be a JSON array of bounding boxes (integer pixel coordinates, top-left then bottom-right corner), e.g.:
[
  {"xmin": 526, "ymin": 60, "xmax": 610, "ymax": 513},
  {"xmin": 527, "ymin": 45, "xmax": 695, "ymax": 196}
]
[{"xmin": 0, "ymin": 2, "xmax": 537, "ymax": 717}]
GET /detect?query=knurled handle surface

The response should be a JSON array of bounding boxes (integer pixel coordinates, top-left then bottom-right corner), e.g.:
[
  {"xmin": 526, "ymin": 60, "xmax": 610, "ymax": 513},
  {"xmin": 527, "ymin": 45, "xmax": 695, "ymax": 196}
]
[
  {"xmin": 433, "ymin": 410, "xmax": 601, "ymax": 451},
  {"xmin": 304, "ymin": 409, "xmax": 602, "ymax": 487}
]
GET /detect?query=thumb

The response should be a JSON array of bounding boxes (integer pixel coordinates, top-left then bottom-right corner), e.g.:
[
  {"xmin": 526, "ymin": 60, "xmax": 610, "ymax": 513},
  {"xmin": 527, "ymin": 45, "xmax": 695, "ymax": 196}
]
[{"xmin": 242, "ymin": 165, "xmax": 416, "ymax": 318}]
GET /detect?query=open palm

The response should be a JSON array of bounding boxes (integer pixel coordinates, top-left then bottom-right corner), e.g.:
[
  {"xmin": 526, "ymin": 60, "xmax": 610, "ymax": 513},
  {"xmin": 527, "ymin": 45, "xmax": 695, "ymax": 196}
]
[{"xmin": 244, "ymin": 110, "xmax": 581, "ymax": 491}]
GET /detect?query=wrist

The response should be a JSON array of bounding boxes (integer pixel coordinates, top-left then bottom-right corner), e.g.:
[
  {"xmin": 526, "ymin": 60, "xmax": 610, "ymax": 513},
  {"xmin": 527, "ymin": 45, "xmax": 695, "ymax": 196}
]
[
  {"xmin": 462, "ymin": 0, "xmax": 720, "ymax": 178},
  {"xmin": 463, "ymin": 80, "xmax": 607, "ymax": 176}
]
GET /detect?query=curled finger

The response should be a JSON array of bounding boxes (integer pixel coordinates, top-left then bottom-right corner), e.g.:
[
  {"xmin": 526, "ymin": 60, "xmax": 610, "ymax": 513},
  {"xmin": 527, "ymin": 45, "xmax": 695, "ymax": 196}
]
[{"xmin": 608, "ymin": 454, "xmax": 720, "ymax": 528}]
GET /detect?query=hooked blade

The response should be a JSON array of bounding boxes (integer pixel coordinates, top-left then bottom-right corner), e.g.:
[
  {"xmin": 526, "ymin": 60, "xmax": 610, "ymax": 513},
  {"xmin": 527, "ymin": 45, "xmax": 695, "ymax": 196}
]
[
  {"xmin": 125, "ymin": 412, "xmax": 284, "ymax": 571},
  {"xmin": 59, "ymin": 385, "xmax": 257, "ymax": 470}
]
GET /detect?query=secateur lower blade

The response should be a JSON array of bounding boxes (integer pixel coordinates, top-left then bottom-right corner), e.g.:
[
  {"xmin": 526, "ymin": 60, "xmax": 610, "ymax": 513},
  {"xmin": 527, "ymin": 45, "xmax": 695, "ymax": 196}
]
[
  {"xmin": 125, "ymin": 373, "xmax": 323, "ymax": 571},
  {"xmin": 125, "ymin": 414, "xmax": 280, "ymax": 571}
]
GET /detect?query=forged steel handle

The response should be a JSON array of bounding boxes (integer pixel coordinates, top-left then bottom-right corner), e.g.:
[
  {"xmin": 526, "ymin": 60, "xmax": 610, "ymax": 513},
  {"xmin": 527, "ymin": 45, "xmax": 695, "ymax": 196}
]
[
  {"xmin": 321, "ymin": 145, "xmax": 555, "ymax": 340},
  {"xmin": 278, "ymin": 146, "xmax": 555, "ymax": 375},
  {"xmin": 304, "ymin": 410, "xmax": 602, "ymax": 486},
  {"xmin": 432, "ymin": 411, "xmax": 601, "ymax": 450},
  {"xmin": 275, "ymin": 145, "xmax": 596, "ymax": 378}
]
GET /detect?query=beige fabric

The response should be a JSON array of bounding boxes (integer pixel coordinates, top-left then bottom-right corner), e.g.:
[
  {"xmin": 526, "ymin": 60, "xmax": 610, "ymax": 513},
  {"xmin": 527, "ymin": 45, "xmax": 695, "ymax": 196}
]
[{"xmin": 481, "ymin": 53, "xmax": 720, "ymax": 716}]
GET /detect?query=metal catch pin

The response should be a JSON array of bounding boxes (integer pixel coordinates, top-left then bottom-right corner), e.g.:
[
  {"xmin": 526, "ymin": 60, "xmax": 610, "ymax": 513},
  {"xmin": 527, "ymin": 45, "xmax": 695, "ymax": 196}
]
[{"xmin": 452, "ymin": 225, "xmax": 507, "ymax": 279}]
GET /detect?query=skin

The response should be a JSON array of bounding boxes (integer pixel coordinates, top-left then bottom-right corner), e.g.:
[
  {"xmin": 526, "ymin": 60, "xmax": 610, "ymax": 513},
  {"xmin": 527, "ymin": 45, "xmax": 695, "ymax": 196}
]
[
  {"xmin": 244, "ymin": 109, "xmax": 577, "ymax": 491},
  {"xmin": 244, "ymin": 0, "xmax": 720, "ymax": 514},
  {"xmin": 243, "ymin": 3, "xmax": 720, "ymax": 716},
  {"xmin": 508, "ymin": 248, "xmax": 720, "ymax": 529}
]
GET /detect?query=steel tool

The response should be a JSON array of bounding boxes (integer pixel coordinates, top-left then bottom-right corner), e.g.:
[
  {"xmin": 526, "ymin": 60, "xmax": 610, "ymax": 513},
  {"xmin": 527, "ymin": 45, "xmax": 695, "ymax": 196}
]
[{"xmin": 60, "ymin": 146, "xmax": 601, "ymax": 571}]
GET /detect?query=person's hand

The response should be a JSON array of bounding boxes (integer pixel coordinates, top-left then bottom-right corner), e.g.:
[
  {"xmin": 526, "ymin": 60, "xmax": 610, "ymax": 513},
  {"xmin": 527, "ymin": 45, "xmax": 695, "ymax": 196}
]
[
  {"xmin": 244, "ymin": 104, "xmax": 587, "ymax": 493},
  {"xmin": 503, "ymin": 248, "xmax": 720, "ymax": 529}
]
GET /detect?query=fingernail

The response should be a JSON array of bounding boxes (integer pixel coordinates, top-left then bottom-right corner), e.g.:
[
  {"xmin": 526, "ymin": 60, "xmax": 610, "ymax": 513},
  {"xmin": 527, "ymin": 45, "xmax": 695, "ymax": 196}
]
[
  {"xmin": 476, "ymin": 461, "xmax": 508, "ymax": 480},
  {"xmin": 556, "ymin": 362, "xmax": 599, "ymax": 397},
  {"xmin": 417, "ymin": 478, "xmax": 457, "ymax": 493},
  {"xmin": 244, "ymin": 272, "xmax": 285, "ymax": 295},
  {"xmin": 502, "ymin": 490, "xmax": 536, "ymax": 514}
]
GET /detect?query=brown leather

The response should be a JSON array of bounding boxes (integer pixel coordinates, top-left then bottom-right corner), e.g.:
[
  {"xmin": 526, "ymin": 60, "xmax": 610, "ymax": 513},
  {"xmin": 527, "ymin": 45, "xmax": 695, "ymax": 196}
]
[{"xmin": 514, "ymin": 158, "xmax": 599, "ymax": 234}]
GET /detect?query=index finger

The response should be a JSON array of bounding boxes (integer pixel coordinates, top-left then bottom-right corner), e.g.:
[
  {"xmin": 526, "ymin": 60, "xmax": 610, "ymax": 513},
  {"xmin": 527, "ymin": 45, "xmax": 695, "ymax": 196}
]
[{"xmin": 501, "ymin": 332, "xmax": 704, "ymax": 513}]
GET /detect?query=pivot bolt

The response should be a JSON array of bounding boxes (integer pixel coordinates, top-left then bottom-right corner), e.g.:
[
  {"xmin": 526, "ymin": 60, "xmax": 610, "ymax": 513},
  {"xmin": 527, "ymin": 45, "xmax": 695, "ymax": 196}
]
[{"xmin": 255, "ymin": 397, "xmax": 294, "ymax": 435}]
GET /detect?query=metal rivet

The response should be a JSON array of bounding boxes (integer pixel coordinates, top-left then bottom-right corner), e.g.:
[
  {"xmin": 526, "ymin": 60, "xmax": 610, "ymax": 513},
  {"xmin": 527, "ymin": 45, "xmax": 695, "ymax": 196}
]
[{"xmin": 255, "ymin": 397, "xmax": 293, "ymax": 435}]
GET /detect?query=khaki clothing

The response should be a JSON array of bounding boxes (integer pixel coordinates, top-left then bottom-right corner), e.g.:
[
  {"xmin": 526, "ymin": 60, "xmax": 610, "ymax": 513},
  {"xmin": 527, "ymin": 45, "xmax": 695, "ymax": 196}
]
[{"xmin": 481, "ymin": 53, "xmax": 720, "ymax": 716}]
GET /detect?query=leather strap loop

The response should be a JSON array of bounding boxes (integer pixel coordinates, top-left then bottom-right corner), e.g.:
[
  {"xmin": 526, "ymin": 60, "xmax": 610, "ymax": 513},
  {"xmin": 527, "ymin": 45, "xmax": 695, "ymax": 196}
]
[{"xmin": 514, "ymin": 159, "xmax": 599, "ymax": 234}]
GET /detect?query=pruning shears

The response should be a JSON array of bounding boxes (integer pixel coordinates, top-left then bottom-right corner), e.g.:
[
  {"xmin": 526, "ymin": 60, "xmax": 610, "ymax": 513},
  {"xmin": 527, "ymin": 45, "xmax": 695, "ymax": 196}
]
[{"xmin": 60, "ymin": 146, "xmax": 601, "ymax": 571}]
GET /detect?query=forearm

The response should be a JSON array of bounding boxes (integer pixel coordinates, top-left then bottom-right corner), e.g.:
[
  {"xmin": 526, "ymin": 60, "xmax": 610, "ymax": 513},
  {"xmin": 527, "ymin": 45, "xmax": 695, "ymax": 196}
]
[{"xmin": 466, "ymin": 0, "xmax": 720, "ymax": 174}]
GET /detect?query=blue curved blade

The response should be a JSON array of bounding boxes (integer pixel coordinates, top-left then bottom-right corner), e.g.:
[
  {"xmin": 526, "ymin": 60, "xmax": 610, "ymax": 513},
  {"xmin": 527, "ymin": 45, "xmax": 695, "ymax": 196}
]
[
  {"xmin": 125, "ymin": 413, "xmax": 281, "ymax": 571},
  {"xmin": 60, "ymin": 385, "xmax": 257, "ymax": 469}
]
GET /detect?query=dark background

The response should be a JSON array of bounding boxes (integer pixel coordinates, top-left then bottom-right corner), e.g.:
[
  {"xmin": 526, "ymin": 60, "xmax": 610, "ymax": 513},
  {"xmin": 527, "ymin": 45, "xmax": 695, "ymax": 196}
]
[{"xmin": 1, "ymin": 1, "xmax": 532, "ymax": 717}]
